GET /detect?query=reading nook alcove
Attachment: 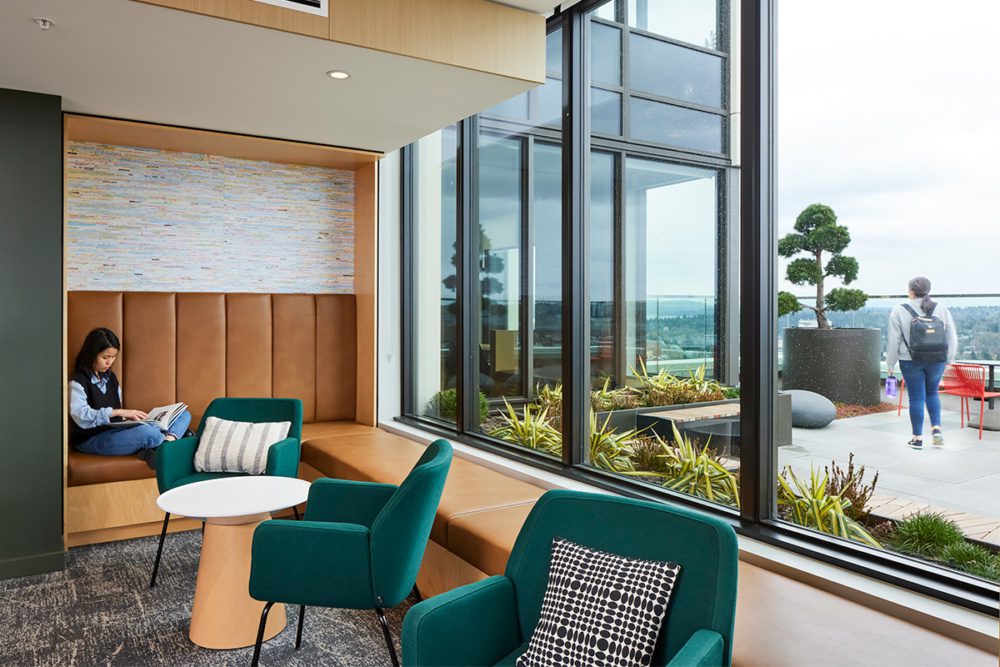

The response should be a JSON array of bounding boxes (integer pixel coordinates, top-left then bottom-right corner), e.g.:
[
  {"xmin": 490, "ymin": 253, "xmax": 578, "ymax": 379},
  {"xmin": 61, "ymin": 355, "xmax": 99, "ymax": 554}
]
[{"xmin": 62, "ymin": 115, "xmax": 379, "ymax": 547}]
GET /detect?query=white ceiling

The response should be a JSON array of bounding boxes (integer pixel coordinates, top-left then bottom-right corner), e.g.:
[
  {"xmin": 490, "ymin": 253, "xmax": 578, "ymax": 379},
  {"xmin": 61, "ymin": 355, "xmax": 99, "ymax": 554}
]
[{"xmin": 0, "ymin": 0, "xmax": 540, "ymax": 153}]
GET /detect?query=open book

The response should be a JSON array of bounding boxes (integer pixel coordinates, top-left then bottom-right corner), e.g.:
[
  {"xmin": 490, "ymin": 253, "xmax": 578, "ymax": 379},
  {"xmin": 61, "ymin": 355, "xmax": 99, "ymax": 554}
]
[{"xmin": 109, "ymin": 402, "xmax": 187, "ymax": 431}]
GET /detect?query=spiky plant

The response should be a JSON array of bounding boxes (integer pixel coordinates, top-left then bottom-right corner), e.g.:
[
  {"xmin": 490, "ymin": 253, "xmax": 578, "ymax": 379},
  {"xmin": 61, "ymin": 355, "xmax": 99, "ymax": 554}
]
[
  {"xmin": 629, "ymin": 437, "xmax": 671, "ymax": 475},
  {"xmin": 488, "ymin": 399, "xmax": 561, "ymax": 456},
  {"xmin": 588, "ymin": 412, "xmax": 639, "ymax": 473},
  {"xmin": 777, "ymin": 466, "xmax": 881, "ymax": 548},
  {"xmin": 630, "ymin": 359, "xmax": 726, "ymax": 406},
  {"xmin": 654, "ymin": 424, "xmax": 740, "ymax": 508},
  {"xmin": 536, "ymin": 382, "xmax": 563, "ymax": 420}
]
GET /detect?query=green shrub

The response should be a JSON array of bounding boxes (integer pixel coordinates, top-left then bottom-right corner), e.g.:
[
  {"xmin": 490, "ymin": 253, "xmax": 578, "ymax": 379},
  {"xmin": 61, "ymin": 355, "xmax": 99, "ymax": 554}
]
[
  {"xmin": 889, "ymin": 513, "xmax": 965, "ymax": 559},
  {"xmin": 425, "ymin": 388, "xmax": 488, "ymax": 422},
  {"xmin": 939, "ymin": 542, "xmax": 1000, "ymax": 581},
  {"xmin": 723, "ymin": 386, "xmax": 741, "ymax": 399}
]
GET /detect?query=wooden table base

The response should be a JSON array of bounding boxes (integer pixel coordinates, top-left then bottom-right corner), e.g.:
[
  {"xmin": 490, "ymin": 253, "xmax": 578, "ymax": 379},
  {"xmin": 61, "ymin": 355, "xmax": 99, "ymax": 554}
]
[{"xmin": 189, "ymin": 514, "xmax": 286, "ymax": 649}]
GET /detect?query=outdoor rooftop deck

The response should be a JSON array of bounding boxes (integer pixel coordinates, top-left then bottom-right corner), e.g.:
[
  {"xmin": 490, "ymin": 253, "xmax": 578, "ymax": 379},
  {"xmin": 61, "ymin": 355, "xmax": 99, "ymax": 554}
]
[{"xmin": 780, "ymin": 396, "xmax": 1000, "ymax": 545}]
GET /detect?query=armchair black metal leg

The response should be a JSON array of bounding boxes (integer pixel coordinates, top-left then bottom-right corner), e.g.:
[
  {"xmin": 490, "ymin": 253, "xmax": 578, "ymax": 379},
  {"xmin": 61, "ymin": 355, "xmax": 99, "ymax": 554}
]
[
  {"xmin": 411, "ymin": 585, "xmax": 423, "ymax": 603},
  {"xmin": 295, "ymin": 605, "xmax": 305, "ymax": 650},
  {"xmin": 374, "ymin": 607, "xmax": 399, "ymax": 667},
  {"xmin": 150, "ymin": 512, "xmax": 170, "ymax": 588},
  {"xmin": 251, "ymin": 601, "xmax": 275, "ymax": 667},
  {"xmin": 292, "ymin": 506, "xmax": 301, "ymax": 521}
]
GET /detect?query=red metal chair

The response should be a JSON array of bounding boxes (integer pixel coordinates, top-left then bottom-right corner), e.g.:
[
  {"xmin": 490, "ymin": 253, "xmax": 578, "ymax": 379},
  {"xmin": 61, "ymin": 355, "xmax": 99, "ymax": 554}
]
[
  {"xmin": 897, "ymin": 364, "xmax": 961, "ymax": 415},
  {"xmin": 945, "ymin": 363, "xmax": 1000, "ymax": 440}
]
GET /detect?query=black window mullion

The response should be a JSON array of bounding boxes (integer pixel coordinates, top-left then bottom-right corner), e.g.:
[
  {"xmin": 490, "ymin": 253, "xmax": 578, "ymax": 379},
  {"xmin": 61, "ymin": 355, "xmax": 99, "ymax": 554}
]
[
  {"xmin": 457, "ymin": 117, "xmax": 480, "ymax": 433},
  {"xmin": 613, "ymin": 152, "xmax": 626, "ymax": 386},
  {"xmin": 400, "ymin": 145, "xmax": 415, "ymax": 417},
  {"xmin": 521, "ymin": 135, "xmax": 534, "ymax": 398},
  {"xmin": 562, "ymin": 7, "xmax": 589, "ymax": 468},
  {"xmin": 738, "ymin": 0, "xmax": 775, "ymax": 522}
]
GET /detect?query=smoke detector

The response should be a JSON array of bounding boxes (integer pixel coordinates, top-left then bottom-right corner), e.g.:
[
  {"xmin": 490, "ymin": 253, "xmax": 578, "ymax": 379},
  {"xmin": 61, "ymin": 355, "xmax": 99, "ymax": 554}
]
[{"xmin": 33, "ymin": 17, "xmax": 55, "ymax": 30}]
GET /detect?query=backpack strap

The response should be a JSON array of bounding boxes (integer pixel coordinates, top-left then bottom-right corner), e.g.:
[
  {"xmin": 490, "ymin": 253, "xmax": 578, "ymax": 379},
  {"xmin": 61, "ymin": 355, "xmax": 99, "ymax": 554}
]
[{"xmin": 899, "ymin": 304, "xmax": 919, "ymax": 352}]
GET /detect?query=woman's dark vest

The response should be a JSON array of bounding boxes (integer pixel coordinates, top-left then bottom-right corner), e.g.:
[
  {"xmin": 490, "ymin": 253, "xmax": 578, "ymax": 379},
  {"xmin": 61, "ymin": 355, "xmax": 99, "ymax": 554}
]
[{"xmin": 69, "ymin": 370, "xmax": 122, "ymax": 446}]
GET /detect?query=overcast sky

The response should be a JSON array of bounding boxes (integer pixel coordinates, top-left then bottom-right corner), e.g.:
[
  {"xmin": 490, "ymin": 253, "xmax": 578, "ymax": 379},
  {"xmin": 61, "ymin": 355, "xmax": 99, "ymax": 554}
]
[{"xmin": 777, "ymin": 1, "xmax": 999, "ymax": 297}]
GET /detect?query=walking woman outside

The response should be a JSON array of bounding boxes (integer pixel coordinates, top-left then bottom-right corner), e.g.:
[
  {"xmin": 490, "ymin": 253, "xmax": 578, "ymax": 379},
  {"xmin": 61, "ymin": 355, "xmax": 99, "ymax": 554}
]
[{"xmin": 886, "ymin": 276, "xmax": 958, "ymax": 450}]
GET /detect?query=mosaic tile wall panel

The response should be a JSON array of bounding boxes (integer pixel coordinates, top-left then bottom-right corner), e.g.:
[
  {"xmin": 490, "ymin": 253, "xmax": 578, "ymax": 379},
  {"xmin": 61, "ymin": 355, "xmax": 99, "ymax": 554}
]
[{"xmin": 66, "ymin": 141, "xmax": 355, "ymax": 293}]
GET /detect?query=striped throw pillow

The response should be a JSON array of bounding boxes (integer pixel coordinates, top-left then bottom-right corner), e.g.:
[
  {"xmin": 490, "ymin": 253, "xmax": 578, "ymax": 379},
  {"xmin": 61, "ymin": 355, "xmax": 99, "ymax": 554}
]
[{"xmin": 193, "ymin": 417, "xmax": 292, "ymax": 475}]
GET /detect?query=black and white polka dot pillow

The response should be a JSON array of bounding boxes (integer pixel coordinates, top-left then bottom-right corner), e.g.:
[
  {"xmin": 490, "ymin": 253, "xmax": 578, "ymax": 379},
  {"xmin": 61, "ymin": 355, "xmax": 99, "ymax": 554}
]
[{"xmin": 516, "ymin": 537, "xmax": 681, "ymax": 667}]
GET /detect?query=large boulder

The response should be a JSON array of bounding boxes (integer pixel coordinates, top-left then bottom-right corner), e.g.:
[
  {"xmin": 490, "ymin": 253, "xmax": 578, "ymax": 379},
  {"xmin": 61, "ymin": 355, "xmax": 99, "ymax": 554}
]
[{"xmin": 787, "ymin": 389, "xmax": 836, "ymax": 428}]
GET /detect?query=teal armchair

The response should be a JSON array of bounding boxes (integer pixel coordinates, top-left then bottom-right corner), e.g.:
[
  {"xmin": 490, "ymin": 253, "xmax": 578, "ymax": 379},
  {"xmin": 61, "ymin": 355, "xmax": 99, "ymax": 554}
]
[
  {"xmin": 402, "ymin": 490, "xmax": 738, "ymax": 667},
  {"xmin": 149, "ymin": 397, "xmax": 303, "ymax": 588},
  {"xmin": 248, "ymin": 438, "xmax": 453, "ymax": 667}
]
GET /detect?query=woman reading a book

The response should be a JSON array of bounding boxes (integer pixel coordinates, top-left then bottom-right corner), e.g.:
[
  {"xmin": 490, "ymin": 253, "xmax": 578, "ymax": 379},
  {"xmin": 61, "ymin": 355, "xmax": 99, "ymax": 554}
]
[{"xmin": 69, "ymin": 327, "xmax": 192, "ymax": 460}]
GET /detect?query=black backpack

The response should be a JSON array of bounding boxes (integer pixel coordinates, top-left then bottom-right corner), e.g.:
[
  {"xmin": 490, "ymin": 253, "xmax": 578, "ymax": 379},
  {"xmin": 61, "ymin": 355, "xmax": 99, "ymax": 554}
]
[{"xmin": 901, "ymin": 304, "xmax": 948, "ymax": 362}]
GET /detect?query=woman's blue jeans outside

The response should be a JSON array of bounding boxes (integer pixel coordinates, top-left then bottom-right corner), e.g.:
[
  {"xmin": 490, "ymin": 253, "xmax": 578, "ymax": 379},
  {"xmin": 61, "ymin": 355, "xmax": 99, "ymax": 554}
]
[
  {"xmin": 899, "ymin": 360, "xmax": 947, "ymax": 436},
  {"xmin": 75, "ymin": 410, "xmax": 193, "ymax": 456}
]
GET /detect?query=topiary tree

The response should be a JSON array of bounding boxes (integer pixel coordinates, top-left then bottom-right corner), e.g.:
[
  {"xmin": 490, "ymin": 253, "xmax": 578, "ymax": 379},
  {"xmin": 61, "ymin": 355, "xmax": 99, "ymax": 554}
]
[{"xmin": 777, "ymin": 203, "xmax": 868, "ymax": 329}]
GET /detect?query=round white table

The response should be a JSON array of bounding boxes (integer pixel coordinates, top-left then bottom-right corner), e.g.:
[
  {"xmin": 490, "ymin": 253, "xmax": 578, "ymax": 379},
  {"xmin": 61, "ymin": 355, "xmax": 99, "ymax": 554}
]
[{"xmin": 157, "ymin": 476, "xmax": 310, "ymax": 649}]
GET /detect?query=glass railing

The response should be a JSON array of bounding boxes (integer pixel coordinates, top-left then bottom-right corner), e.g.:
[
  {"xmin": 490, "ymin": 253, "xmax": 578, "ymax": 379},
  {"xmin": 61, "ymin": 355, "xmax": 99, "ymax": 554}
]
[{"xmin": 778, "ymin": 293, "xmax": 1000, "ymax": 371}]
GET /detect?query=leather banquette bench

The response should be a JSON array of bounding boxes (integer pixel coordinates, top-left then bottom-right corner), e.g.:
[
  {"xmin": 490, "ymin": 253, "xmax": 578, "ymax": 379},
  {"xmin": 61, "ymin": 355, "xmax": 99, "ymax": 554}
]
[
  {"xmin": 66, "ymin": 291, "xmax": 360, "ymax": 544},
  {"xmin": 66, "ymin": 291, "xmax": 546, "ymax": 597}
]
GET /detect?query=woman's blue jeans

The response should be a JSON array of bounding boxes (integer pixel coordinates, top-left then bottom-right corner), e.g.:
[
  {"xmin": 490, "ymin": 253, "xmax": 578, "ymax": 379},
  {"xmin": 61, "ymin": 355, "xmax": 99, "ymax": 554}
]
[
  {"xmin": 899, "ymin": 360, "xmax": 946, "ymax": 436},
  {"xmin": 76, "ymin": 410, "xmax": 193, "ymax": 456}
]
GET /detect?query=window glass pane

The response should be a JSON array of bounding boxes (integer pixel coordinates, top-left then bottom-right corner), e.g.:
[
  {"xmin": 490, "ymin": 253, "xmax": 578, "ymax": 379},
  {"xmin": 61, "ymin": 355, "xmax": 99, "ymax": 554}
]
[
  {"xmin": 484, "ymin": 94, "xmax": 529, "ymax": 120},
  {"xmin": 776, "ymin": 1, "xmax": 1000, "ymax": 584},
  {"xmin": 630, "ymin": 33, "xmax": 723, "ymax": 108},
  {"xmin": 593, "ymin": 1, "xmax": 618, "ymax": 23},
  {"xmin": 546, "ymin": 29, "xmax": 563, "ymax": 76},
  {"xmin": 477, "ymin": 133, "xmax": 524, "ymax": 405},
  {"xmin": 590, "ymin": 151, "xmax": 616, "ymax": 384},
  {"xmin": 411, "ymin": 127, "xmax": 459, "ymax": 423},
  {"xmin": 629, "ymin": 97, "xmax": 722, "ymax": 153},
  {"xmin": 586, "ymin": 152, "xmax": 737, "ymax": 507},
  {"xmin": 590, "ymin": 22, "xmax": 622, "ymax": 86},
  {"xmin": 628, "ymin": 0, "xmax": 719, "ymax": 50},
  {"xmin": 474, "ymin": 28, "xmax": 563, "ymax": 455},
  {"xmin": 624, "ymin": 159, "xmax": 718, "ymax": 377},
  {"xmin": 592, "ymin": 88, "xmax": 623, "ymax": 136},
  {"xmin": 533, "ymin": 142, "xmax": 563, "ymax": 388},
  {"xmin": 537, "ymin": 77, "xmax": 562, "ymax": 127}
]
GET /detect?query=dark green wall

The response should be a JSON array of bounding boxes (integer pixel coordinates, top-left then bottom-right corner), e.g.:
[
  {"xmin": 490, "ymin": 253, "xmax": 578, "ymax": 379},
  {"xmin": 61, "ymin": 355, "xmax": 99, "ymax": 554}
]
[{"xmin": 0, "ymin": 89, "xmax": 65, "ymax": 578}]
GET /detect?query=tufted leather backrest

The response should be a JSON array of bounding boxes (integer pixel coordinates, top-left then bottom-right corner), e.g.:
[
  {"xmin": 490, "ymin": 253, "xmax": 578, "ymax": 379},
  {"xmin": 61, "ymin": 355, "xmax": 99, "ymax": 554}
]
[{"xmin": 67, "ymin": 292, "xmax": 357, "ymax": 429}]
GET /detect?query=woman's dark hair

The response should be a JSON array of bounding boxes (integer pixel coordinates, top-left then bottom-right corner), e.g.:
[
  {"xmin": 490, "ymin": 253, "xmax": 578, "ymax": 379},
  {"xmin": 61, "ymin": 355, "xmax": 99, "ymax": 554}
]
[
  {"xmin": 73, "ymin": 327, "xmax": 121, "ymax": 376},
  {"xmin": 908, "ymin": 276, "xmax": 937, "ymax": 313}
]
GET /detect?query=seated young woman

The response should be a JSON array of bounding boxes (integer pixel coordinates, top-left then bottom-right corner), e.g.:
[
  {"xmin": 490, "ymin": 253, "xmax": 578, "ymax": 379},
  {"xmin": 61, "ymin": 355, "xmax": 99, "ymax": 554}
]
[{"xmin": 69, "ymin": 327, "xmax": 192, "ymax": 460}]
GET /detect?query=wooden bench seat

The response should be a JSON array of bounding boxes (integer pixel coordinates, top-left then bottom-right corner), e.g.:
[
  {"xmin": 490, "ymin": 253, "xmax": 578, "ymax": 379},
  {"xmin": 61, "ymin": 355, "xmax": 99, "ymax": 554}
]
[{"xmin": 301, "ymin": 431, "xmax": 545, "ymax": 550}]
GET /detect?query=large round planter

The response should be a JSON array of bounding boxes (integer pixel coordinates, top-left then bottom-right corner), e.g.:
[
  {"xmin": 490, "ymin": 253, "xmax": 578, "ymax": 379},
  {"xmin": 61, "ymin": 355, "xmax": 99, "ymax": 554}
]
[{"xmin": 782, "ymin": 328, "xmax": 881, "ymax": 406}]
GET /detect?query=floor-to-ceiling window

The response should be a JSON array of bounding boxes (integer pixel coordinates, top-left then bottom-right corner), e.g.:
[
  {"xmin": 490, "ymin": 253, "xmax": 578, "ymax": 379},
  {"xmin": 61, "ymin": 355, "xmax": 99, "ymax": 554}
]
[
  {"xmin": 771, "ymin": 0, "xmax": 1000, "ymax": 587},
  {"xmin": 405, "ymin": 126, "xmax": 459, "ymax": 424},
  {"xmin": 399, "ymin": 0, "xmax": 999, "ymax": 614},
  {"xmin": 581, "ymin": 0, "xmax": 737, "ymax": 503}
]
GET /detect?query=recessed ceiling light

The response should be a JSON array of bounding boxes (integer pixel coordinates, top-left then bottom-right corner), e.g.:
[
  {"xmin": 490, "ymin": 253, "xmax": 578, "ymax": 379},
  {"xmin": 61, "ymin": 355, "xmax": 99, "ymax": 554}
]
[{"xmin": 326, "ymin": 70, "xmax": 350, "ymax": 80}]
